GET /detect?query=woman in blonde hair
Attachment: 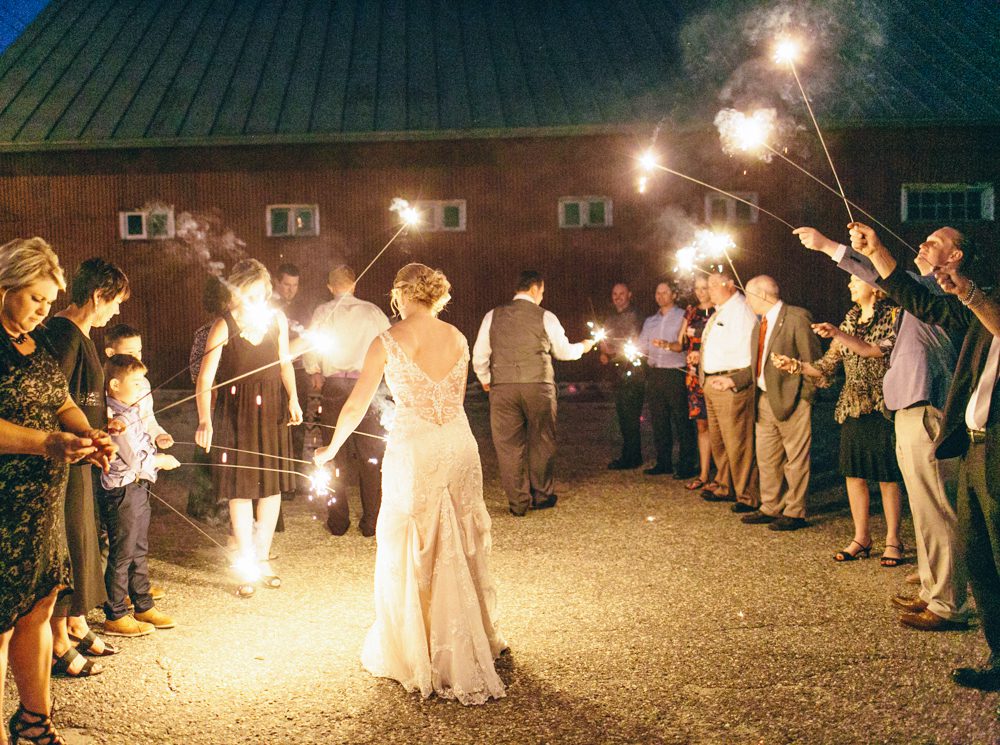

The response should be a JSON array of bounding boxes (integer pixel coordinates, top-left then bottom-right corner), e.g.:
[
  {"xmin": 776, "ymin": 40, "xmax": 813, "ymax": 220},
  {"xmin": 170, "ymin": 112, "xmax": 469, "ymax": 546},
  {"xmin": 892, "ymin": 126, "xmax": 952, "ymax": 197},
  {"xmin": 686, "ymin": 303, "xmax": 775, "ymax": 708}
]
[
  {"xmin": 774, "ymin": 275, "xmax": 904, "ymax": 564},
  {"xmin": 0, "ymin": 238, "xmax": 115, "ymax": 744},
  {"xmin": 195, "ymin": 259, "xmax": 302, "ymax": 598},
  {"xmin": 315, "ymin": 263, "xmax": 507, "ymax": 705}
]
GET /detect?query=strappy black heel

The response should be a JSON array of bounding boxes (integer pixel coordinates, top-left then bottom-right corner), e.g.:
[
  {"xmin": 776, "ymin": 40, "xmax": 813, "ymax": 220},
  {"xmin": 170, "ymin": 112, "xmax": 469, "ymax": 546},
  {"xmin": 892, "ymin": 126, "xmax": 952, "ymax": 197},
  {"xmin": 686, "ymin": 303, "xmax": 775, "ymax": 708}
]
[
  {"xmin": 881, "ymin": 542, "xmax": 905, "ymax": 567},
  {"xmin": 8, "ymin": 704, "xmax": 66, "ymax": 745},
  {"xmin": 834, "ymin": 539, "xmax": 872, "ymax": 562}
]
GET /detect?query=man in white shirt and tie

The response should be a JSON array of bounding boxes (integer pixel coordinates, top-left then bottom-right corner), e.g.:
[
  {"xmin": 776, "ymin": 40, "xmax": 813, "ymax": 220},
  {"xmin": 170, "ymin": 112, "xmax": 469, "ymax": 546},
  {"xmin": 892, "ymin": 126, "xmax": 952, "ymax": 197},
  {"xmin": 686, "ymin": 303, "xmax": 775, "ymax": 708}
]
[
  {"xmin": 304, "ymin": 264, "xmax": 391, "ymax": 537},
  {"xmin": 696, "ymin": 268, "xmax": 760, "ymax": 511},
  {"xmin": 473, "ymin": 270, "xmax": 595, "ymax": 516}
]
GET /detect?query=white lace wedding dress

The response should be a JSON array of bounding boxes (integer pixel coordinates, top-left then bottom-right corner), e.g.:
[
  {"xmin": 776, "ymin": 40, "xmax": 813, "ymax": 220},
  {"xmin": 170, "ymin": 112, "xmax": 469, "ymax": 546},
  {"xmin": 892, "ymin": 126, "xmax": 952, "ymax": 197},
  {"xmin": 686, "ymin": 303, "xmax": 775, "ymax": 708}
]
[{"xmin": 361, "ymin": 330, "xmax": 507, "ymax": 705}]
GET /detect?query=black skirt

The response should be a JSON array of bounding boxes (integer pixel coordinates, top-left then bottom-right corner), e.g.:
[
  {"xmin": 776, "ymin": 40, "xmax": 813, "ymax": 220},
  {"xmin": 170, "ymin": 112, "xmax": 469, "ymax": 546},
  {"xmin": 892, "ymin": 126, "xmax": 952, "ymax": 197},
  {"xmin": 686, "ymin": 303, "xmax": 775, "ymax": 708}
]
[{"xmin": 838, "ymin": 412, "xmax": 902, "ymax": 482}]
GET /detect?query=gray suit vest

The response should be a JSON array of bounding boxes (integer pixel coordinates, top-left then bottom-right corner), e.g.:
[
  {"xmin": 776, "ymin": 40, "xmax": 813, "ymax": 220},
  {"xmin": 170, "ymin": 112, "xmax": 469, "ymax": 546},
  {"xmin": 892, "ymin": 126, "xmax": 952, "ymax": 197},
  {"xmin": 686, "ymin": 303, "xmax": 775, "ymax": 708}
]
[{"xmin": 489, "ymin": 300, "xmax": 554, "ymax": 385}]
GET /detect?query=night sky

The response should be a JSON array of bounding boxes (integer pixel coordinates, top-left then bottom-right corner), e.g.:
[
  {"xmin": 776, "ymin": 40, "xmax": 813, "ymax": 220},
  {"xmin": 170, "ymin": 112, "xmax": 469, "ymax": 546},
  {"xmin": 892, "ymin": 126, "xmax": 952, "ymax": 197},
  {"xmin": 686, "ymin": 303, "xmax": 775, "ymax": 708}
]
[{"xmin": 0, "ymin": 1, "xmax": 49, "ymax": 53}]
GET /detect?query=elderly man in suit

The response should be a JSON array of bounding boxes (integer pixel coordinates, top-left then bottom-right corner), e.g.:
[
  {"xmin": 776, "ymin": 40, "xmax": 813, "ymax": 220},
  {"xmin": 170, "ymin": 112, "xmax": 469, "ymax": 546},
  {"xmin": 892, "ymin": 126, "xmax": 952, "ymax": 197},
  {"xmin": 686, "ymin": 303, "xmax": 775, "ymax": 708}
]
[
  {"xmin": 848, "ymin": 222, "xmax": 1000, "ymax": 699},
  {"xmin": 724, "ymin": 275, "xmax": 822, "ymax": 531}
]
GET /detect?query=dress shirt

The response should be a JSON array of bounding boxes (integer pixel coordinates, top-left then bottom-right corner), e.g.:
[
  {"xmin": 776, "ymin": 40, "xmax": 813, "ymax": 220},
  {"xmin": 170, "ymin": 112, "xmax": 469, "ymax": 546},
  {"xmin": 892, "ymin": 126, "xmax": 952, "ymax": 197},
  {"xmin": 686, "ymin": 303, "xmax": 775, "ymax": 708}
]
[
  {"xmin": 103, "ymin": 396, "xmax": 157, "ymax": 488},
  {"xmin": 638, "ymin": 307, "xmax": 686, "ymax": 368},
  {"xmin": 966, "ymin": 337, "xmax": 1000, "ymax": 431},
  {"xmin": 136, "ymin": 375, "xmax": 167, "ymax": 440},
  {"xmin": 832, "ymin": 245, "xmax": 957, "ymax": 411},
  {"xmin": 701, "ymin": 292, "xmax": 756, "ymax": 374},
  {"xmin": 472, "ymin": 293, "xmax": 585, "ymax": 385},
  {"xmin": 303, "ymin": 293, "xmax": 391, "ymax": 376},
  {"xmin": 756, "ymin": 301, "xmax": 783, "ymax": 391}
]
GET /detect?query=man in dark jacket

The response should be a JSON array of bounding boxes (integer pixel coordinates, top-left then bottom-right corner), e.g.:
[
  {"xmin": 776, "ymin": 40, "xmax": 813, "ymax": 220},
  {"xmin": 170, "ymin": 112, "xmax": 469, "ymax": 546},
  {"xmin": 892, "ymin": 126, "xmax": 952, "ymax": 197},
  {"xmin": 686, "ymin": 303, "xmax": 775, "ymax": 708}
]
[{"xmin": 849, "ymin": 222, "xmax": 1000, "ymax": 695}]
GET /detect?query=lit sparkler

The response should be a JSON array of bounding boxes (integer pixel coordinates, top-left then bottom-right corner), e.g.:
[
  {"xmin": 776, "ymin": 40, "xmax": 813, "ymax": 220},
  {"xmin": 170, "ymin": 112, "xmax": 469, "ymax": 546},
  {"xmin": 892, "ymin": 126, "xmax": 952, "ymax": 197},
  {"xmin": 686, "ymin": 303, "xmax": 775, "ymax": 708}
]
[
  {"xmin": 638, "ymin": 149, "xmax": 659, "ymax": 172},
  {"xmin": 673, "ymin": 245, "xmax": 701, "ymax": 275},
  {"xmin": 774, "ymin": 36, "xmax": 854, "ymax": 221},
  {"xmin": 354, "ymin": 198, "xmax": 423, "ymax": 284},
  {"xmin": 309, "ymin": 467, "xmax": 333, "ymax": 496},
  {"xmin": 622, "ymin": 339, "xmax": 643, "ymax": 367},
  {"xmin": 239, "ymin": 300, "xmax": 275, "ymax": 346},
  {"xmin": 586, "ymin": 321, "xmax": 608, "ymax": 344}
]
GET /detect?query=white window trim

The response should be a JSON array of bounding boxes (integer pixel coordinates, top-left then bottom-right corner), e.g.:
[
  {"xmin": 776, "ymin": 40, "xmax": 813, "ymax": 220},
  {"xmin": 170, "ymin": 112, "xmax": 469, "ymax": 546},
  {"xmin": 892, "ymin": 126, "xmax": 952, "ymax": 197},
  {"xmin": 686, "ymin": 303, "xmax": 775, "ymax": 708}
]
[
  {"xmin": 704, "ymin": 192, "xmax": 759, "ymax": 224},
  {"xmin": 558, "ymin": 197, "xmax": 613, "ymax": 228},
  {"xmin": 267, "ymin": 204, "xmax": 320, "ymax": 237},
  {"xmin": 901, "ymin": 183, "xmax": 995, "ymax": 222},
  {"xmin": 119, "ymin": 207, "xmax": 175, "ymax": 240},
  {"xmin": 414, "ymin": 200, "xmax": 467, "ymax": 232}
]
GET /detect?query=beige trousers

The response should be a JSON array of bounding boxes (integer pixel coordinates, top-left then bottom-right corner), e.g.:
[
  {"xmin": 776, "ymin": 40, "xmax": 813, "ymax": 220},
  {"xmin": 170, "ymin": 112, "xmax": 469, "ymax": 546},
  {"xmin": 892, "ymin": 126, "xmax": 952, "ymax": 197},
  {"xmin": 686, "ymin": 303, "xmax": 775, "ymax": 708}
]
[
  {"xmin": 755, "ymin": 395, "xmax": 812, "ymax": 519},
  {"xmin": 894, "ymin": 405, "xmax": 969, "ymax": 621},
  {"xmin": 704, "ymin": 380, "xmax": 759, "ymax": 506}
]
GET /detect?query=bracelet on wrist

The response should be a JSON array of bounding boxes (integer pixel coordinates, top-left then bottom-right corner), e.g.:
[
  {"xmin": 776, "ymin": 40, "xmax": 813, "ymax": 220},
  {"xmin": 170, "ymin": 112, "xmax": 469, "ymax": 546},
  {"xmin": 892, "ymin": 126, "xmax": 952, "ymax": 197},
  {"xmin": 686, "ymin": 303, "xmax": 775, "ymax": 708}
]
[{"xmin": 959, "ymin": 280, "xmax": 978, "ymax": 306}]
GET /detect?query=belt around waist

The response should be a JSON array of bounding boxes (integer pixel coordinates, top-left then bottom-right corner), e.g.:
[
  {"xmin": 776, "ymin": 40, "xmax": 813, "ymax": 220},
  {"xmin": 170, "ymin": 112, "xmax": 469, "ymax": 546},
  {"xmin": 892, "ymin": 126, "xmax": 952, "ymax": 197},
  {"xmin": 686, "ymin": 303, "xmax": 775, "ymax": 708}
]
[
  {"xmin": 706, "ymin": 369, "xmax": 742, "ymax": 377},
  {"xmin": 326, "ymin": 371, "xmax": 360, "ymax": 379},
  {"xmin": 969, "ymin": 428, "xmax": 987, "ymax": 444}
]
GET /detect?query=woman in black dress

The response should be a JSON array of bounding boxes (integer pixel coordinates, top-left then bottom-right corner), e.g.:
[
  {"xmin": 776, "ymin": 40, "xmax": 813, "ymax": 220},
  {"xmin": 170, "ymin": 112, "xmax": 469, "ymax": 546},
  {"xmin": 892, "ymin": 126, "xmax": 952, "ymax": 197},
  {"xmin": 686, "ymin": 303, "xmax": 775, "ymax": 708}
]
[
  {"xmin": 0, "ymin": 238, "xmax": 115, "ymax": 745},
  {"xmin": 45, "ymin": 258, "xmax": 129, "ymax": 673},
  {"xmin": 195, "ymin": 260, "xmax": 302, "ymax": 597},
  {"xmin": 774, "ymin": 275, "xmax": 904, "ymax": 565}
]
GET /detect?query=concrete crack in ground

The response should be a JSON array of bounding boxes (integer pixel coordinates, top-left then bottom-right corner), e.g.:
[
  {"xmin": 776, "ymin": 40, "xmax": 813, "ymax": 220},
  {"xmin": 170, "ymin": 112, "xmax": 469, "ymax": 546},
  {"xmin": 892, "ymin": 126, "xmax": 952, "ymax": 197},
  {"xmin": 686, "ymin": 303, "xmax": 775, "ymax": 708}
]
[{"xmin": 156, "ymin": 656, "xmax": 179, "ymax": 693}]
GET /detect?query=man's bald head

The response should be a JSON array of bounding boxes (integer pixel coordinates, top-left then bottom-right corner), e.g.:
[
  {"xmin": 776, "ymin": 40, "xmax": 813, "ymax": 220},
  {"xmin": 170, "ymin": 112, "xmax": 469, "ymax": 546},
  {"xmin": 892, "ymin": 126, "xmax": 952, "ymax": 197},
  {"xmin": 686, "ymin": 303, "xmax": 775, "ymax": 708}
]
[{"xmin": 745, "ymin": 275, "xmax": 780, "ymax": 315}]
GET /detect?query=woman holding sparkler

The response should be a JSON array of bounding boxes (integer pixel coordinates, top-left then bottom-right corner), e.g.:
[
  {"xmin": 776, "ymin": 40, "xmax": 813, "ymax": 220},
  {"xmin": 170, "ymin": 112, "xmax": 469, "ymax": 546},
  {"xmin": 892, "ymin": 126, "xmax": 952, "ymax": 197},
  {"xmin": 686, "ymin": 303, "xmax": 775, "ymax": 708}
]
[
  {"xmin": 46, "ymin": 258, "xmax": 129, "ymax": 669},
  {"xmin": 675, "ymin": 276, "xmax": 717, "ymax": 491},
  {"xmin": 195, "ymin": 259, "xmax": 302, "ymax": 598},
  {"xmin": 0, "ymin": 238, "xmax": 115, "ymax": 744},
  {"xmin": 773, "ymin": 276, "xmax": 904, "ymax": 564},
  {"xmin": 315, "ymin": 263, "xmax": 507, "ymax": 705}
]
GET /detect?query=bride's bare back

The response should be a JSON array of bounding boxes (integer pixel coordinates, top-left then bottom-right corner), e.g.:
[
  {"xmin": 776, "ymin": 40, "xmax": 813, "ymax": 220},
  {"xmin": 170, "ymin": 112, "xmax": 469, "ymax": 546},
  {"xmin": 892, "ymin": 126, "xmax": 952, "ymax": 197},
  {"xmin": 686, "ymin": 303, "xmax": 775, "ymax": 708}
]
[{"xmin": 386, "ymin": 316, "xmax": 466, "ymax": 383}]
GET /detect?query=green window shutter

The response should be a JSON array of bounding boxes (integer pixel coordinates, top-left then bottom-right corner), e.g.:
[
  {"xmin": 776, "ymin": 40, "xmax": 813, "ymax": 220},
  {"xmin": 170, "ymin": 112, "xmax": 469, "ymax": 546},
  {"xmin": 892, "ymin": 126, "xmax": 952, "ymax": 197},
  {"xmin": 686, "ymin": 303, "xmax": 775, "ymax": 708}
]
[
  {"xmin": 563, "ymin": 202, "xmax": 581, "ymax": 226},
  {"xmin": 588, "ymin": 200, "xmax": 605, "ymax": 225},
  {"xmin": 147, "ymin": 212, "xmax": 168, "ymax": 238},
  {"xmin": 126, "ymin": 214, "xmax": 144, "ymax": 237},
  {"xmin": 442, "ymin": 205, "xmax": 461, "ymax": 229},
  {"xmin": 270, "ymin": 208, "xmax": 290, "ymax": 236},
  {"xmin": 734, "ymin": 200, "xmax": 754, "ymax": 222}
]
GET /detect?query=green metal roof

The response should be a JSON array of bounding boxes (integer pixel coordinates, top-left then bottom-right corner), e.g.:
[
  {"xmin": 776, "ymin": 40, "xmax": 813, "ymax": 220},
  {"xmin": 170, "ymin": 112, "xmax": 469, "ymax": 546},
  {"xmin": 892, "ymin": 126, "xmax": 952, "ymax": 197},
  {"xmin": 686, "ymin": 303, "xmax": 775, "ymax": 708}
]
[{"xmin": 0, "ymin": 0, "xmax": 996, "ymax": 151}]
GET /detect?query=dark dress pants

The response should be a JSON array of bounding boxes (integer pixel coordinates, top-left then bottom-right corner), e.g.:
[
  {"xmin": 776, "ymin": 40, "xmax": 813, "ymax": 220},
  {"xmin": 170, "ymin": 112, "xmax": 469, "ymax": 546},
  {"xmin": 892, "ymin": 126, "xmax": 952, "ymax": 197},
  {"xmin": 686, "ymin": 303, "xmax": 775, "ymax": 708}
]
[
  {"xmin": 320, "ymin": 377, "xmax": 387, "ymax": 537},
  {"xmin": 614, "ymin": 376, "xmax": 645, "ymax": 466},
  {"xmin": 98, "ymin": 480, "xmax": 153, "ymax": 621},
  {"xmin": 958, "ymin": 442, "xmax": 1000, "ymax": 657},
  {"xmin": 645, "ymin": 367, "xmax": 695, "ymax": 472},
  {"xmin": 489, "ymin": 382, "xmax": 558, "ymax": 514}
]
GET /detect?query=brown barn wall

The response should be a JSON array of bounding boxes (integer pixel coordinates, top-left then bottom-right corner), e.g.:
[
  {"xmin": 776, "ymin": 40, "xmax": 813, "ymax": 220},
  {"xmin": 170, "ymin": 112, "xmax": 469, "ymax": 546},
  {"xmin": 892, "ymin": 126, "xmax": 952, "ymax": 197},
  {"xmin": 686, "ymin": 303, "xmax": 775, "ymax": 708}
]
[{"xmin": 0, "ymin": 126, "xmax": 996, "ymax": 385}]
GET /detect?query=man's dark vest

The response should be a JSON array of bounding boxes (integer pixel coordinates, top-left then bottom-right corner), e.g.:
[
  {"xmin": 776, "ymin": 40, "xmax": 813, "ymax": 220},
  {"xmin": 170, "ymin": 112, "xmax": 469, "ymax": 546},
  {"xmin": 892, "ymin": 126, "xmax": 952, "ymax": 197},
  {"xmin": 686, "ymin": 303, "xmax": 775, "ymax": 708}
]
[{"xmin": 489, "ymin": 299, "xmax": 554, "ymax": 385}]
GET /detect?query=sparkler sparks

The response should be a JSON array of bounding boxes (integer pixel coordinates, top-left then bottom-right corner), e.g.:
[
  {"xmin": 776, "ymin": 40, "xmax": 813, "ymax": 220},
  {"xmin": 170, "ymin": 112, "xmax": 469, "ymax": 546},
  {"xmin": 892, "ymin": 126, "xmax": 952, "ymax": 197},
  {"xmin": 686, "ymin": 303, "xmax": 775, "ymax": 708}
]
[
  {"xmin": 309, "ymin": 467, "xmax": 333, "ymax": 496},
  {"xmin": 389, "ymin": 197, "xmax": 422, "ymax": 227},
  {"xmin": 622, "ymin": 339, "xmax": 643, "ymax": 367},
  {"xmin": 586, "ymin": 321, "xmax": 608, "ymax": 344},
  {"xmin": 715, "ymin": 108, "xmax": 776, "ymax": 156},
  {"xmin": 638, "ymin": 149, "xmax": 659, "ymax": 172},
  {"xmin": 239, "ymin": 300, "xmax": 275, "ymax": 346},
  {"xmin": 673, "ymin": 245, "xmax": 700, "ymax": 275},
  {"xmin": 773, "ymin": 38, "xmax": 801, "ymax": 65},
  {"xmin": 694, "ymin": 229, "xmax": 735, "ymax": 260}
]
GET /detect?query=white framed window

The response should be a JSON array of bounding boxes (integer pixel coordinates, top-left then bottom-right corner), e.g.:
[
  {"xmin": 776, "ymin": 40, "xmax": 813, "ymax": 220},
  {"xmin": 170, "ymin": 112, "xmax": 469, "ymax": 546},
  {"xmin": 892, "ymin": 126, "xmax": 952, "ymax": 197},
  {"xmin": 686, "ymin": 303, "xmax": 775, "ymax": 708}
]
[
  {"xmin": 118, "ymin": 206, "xmax": 175, "ymax": 240},
  {"xmin": 901, "ymin": 183, "xmax": 994, "ymax": 222},
  {"xmin": 559, "ymin": 197, "xmax": 612, "ymax": 228},
  {"xmin": 413, "ymin": 200, "xmax": 466, "ymax": 231},
  {"xmin": 704, "ymin": 192, "xmax": 759, "ymax": 224},
  {"xmin": 267, "ymin": 204, "xmax": 319, "ymax": 237}
]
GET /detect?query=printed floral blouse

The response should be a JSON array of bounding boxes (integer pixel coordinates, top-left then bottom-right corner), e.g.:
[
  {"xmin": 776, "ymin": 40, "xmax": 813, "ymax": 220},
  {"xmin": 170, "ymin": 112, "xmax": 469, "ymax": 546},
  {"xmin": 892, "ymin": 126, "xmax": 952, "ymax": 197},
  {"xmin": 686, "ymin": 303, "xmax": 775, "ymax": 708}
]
[{"xmin": 812, "ymin": 298, "xmax": 900, "ymax": 424}]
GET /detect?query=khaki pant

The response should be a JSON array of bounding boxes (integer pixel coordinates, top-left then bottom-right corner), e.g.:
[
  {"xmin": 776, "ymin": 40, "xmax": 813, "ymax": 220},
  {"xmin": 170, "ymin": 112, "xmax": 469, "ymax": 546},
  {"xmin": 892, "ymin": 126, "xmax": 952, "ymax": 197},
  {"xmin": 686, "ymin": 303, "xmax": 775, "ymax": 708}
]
[
  {"xmin": 704, "ymin": 380, "xmax": 759, "ymax": 506},
  {"xmin": 895, "ymin": 405, "xmax": 968, "ymax": 621},
  {"xmin": 489, "ymin": 383, "xmax": 558, "ymax": 514},
  {"xmin": 755, "ymin": 395, "xmax": 812, "ymax": 519}
]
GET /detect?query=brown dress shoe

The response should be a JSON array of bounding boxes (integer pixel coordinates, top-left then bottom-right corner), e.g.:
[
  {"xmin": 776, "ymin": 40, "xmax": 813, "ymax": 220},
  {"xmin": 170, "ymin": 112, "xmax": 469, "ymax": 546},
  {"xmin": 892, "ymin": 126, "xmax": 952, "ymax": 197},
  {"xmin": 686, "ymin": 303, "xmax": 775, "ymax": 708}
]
[
  {"xmin": 133, "ymin": 608, "xmax": 176, "ymax": 630},
  {"xmin": 899, "ymin": 609, "xmax": 968, "ymax": 631},
  {"xmin": 891, "ymin": 594, "xmax": 928, "ymax": 613},
  {"xmin": 103, "ymin": 616, "xmax": 156, "ymax": 637}
]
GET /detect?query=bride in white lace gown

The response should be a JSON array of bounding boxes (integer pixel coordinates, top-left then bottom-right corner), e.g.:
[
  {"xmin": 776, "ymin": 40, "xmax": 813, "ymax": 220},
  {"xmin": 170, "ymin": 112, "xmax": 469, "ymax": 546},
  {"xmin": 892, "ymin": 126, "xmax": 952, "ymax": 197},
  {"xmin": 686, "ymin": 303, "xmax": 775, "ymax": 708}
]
[{"xmin": 314, "ymin": 263, "xmax": 507, "ymax": 705}]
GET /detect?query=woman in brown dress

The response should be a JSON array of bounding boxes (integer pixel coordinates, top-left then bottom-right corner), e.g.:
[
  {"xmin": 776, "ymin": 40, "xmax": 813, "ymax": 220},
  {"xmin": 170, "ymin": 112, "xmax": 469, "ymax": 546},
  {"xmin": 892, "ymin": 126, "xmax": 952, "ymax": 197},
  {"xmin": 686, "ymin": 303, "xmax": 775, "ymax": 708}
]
[
  {"xmin": 0, "ymin": 238, "xmax": 115, "ymax": 745},
  {"xmin": 45, "ymin": 258, "xmax": 129, "ymax": 674}
]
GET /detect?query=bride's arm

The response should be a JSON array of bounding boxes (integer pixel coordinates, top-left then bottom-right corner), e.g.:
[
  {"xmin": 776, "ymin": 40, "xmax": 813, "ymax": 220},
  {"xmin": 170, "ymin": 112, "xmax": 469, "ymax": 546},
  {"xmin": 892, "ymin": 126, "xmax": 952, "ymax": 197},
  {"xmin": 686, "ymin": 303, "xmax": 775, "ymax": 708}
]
[{"xmin": 314, "ymin": 337, "xmax": 387, "ymax": 466}]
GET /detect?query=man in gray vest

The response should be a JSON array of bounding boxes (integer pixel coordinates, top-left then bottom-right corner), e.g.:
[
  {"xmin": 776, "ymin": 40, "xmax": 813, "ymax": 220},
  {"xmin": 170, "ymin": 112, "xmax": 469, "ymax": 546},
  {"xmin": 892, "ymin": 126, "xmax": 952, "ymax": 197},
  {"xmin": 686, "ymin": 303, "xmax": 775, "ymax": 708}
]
[{"xmin": 473, "ymin": 270, "xmax": 595, "ymax": 516}]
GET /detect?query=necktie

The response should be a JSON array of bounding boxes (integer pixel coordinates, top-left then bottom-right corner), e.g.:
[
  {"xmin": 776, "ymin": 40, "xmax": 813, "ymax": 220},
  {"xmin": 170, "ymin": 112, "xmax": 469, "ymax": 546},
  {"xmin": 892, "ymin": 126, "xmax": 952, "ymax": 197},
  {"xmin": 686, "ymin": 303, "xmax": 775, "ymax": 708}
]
[{"xmin": 755, "ymin": 317, "xmax": 768, "ymax": 380}]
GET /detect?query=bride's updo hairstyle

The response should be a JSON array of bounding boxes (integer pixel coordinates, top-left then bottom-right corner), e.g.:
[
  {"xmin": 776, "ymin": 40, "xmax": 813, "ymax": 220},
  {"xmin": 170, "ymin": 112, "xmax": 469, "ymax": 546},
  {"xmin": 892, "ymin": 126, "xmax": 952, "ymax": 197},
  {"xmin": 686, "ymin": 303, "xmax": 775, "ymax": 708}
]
[{"xmin": 390, "ymin": 263, "xmax": 451, "ymax": 316}]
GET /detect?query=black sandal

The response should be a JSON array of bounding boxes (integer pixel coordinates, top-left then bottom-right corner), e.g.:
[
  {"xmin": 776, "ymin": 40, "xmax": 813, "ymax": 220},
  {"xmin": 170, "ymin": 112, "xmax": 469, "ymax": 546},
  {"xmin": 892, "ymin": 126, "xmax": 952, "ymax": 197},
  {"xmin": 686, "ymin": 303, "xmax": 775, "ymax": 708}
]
[
  {"xmin": 881, "ymin": 543, "xmax": 906, "ymax": 567},
  {"xmin": 68, "ymin": 629, "xmax": 118, "ymax": 657},
  {"xmin": 51, "ymin": 647, "xmax": 102, "ymax": 678},
  {"xmin": 7, "ymin": 704, "xmax": 66, "ymax": 745},
  {"xmin": 834, "ymin": 539, "xmax": 872, "ymax": 562}
]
